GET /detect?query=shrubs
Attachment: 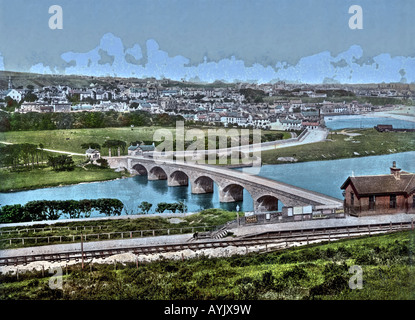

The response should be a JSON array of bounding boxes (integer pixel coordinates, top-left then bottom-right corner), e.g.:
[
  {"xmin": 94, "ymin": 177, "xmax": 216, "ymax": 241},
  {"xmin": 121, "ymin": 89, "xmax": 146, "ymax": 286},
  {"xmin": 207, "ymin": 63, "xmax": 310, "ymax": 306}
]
[{"xmin": 0, "ymin": 198, "xmax": 124, "ymax": 223}]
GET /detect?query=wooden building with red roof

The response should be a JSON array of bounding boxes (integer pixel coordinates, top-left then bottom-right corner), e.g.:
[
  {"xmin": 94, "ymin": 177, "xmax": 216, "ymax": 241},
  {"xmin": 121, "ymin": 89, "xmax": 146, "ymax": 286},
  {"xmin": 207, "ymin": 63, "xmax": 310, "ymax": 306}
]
[{"xmin": 341, "ymin": 161, "xmax": 415, "ymax": 216}]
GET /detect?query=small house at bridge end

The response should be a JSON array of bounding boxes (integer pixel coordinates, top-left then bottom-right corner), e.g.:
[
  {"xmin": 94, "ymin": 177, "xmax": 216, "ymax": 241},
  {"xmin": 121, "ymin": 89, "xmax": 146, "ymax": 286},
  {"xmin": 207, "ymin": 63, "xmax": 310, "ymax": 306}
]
[{"xmin": 341, "ymin": 161, "xmax": 415, "ymax": 216}]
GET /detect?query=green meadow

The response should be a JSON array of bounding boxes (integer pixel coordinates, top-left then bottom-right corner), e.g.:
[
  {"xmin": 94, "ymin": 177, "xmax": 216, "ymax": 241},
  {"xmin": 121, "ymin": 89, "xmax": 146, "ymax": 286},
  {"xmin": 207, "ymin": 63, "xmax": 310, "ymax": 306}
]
[
  {"xmin": 0, "ymin": 165, "xmax": 126, "ymax": 193},
  {"xmin": 261, "ymin": 128, "xmax": 415, "ymax": 164},
  {"xmin": 0, "ymin": 126, "xmax": 291, "ymax": 156}
]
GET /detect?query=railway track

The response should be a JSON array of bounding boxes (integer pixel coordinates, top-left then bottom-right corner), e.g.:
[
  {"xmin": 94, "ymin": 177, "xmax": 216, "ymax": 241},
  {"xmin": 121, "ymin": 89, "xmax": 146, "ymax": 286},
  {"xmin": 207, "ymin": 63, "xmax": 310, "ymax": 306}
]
[{"xmin": 0, "ymin": 220, "xmax": 413, "ymax": 267}]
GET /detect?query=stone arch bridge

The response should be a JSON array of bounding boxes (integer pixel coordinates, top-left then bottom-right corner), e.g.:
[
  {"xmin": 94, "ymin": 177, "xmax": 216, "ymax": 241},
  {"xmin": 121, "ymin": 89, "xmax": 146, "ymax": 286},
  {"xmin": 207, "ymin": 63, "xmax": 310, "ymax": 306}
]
[{"xmin": 105, "ymin": 156, "xmax": 342, "ymax": 212}]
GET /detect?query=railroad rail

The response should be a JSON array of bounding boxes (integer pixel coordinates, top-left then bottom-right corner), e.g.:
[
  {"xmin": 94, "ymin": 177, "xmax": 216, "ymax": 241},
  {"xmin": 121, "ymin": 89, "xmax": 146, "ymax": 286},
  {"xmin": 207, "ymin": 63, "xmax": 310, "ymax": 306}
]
[{"xmin": 0, "ymin": 220, "xmax": 413, "ymax": 267}]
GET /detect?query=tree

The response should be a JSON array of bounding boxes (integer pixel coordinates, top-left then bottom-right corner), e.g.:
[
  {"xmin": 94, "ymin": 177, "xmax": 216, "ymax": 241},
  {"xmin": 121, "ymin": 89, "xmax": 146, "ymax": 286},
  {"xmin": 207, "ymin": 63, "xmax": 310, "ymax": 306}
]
[
  {"xmin": 155, "ymin": 202, "xmax": 169, "ymax": 213},
  {"xmin": 81, "ymin": 142, "xmax": 101, "ymax": 150},
  {"xmin": 38, "ymin": 143, "xmax": 44, "ymax": 161},
  {"xmin": 23, "ymin": 92, "xmax": 38, "ymax": 102},
  {"xmin": 96, "ymin": 158, "xmax": 109, "ymax": 168},
  {"xmin": 176, "ymin": 201, "xmax": 188, "ymax": 213},
  {"xmin": 103, "ymin": 139, "xmax": 126, "ymax": 156},
  {"xmin": 94, "ymin": 198, "xmax": 124, "ymax": 216},
  {"xmin": 138, "ymin": 201, "xmax": 152, "ymax": 214},
  {"xmin": 47, "ymin": 155, "xmax": 75, "ymax": 171}
]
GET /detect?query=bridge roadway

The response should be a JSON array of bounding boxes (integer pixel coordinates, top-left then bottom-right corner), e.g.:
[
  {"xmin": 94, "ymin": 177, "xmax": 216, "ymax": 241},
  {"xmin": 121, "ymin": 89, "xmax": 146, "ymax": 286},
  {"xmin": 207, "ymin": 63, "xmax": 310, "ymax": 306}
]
[{"xmin": 105, "ymin": 156, "xmax": 343, "ymax": 212}]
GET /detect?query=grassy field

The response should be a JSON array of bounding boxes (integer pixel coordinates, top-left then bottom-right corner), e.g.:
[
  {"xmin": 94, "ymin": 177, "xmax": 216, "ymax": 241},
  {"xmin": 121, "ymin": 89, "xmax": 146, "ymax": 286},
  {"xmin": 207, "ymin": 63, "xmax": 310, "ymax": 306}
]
[
  {"xmin": 261, "ymin": 128, "xmax": 415, "ymax": 164},
  {"xmin": 0, "ymin": 209, "xmax": 242, "ymax": 249},
  {"xmin": 0, "ymin": 165, "xmax": 127, "ymax": 193},
  {"xmin": 1, "ymin": 230, "xmax": 414, "ymax": 300},
  {"xmin": 0, "ymin": 126, "xmax": 291, "ymax": 156},
  {"xmin": 0, "ymin": 127, "xmax": 164, "ymax": 155}
]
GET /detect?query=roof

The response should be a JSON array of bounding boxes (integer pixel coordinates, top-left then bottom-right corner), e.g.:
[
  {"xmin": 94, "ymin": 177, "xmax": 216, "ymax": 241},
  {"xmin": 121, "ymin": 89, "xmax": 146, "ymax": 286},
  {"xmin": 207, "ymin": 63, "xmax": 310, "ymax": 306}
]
[
  {"xmin": 341, "ymin": 173, "xmax": 415, "ymax": 196},
  {"xmin": 86, "ymin": 148, "xmax": 100, "ymax": 154},
  {"xmin": 128, "ymin": 145, "xmax": 139, "ymax": 150},
  {"xmin": 139, "ymin": 145, "xmax": 155, "ymax": 151}
]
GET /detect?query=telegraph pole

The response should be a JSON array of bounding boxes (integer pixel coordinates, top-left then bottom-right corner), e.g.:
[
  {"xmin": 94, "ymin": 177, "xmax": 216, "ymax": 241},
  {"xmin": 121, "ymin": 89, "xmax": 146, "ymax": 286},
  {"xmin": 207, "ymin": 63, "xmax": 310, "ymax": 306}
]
[{"xmin": 81, "ymin": 231, "xmax": 84, "ymax": 270}]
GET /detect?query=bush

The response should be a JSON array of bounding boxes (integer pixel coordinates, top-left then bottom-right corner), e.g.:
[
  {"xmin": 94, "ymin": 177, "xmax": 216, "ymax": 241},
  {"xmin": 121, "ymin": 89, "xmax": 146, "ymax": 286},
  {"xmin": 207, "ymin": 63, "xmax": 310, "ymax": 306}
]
[{"xmin": 281, "ymin": 265, "xmax": 309, "ymax": 283}]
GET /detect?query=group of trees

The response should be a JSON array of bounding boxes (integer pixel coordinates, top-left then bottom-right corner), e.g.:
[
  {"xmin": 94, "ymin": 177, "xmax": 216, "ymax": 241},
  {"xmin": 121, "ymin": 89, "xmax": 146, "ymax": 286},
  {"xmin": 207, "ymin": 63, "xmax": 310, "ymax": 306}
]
[
  {"xmin": 0, "ymin": 110, "xmax": 184, "ymax": 132},
  {"xmin": 0, "ymin": 199, "xmax": 190, "ymax": 223},
  {"xmin": 137, "ymin": 201, "xmax": 188, "ymax": 214},
  {"xmin": 0, "ymin": 143, "xmax": 45, "ymax": 170},
  {"xmin": 0, "ymin": 198, "xmax": 124, "ymax": 223},
  {"xmin": 103, "ymin": 139, "xmax": 127, "ymax": 155},
  {"xmin": 0, "ymin": 143, "xmax": 78, "ymax": 172},
  {"xmin": 155, "ymin": 201, "xmax": 188, "ymax": 214},
  {"xmin": 47, "ymin": 154, "xmax": 75, "ymax": 171}
]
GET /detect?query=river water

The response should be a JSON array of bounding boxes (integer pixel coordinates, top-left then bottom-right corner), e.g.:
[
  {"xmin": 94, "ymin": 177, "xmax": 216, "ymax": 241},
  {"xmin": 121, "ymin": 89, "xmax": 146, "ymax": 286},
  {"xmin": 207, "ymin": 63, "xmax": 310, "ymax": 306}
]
[
  {"xmin": 1, "ymin": 152, "xmax": 414, "ymax": 216},
  {"xmin": 324, "ymin": 115, "xmax": 415, "ymax": 130}
]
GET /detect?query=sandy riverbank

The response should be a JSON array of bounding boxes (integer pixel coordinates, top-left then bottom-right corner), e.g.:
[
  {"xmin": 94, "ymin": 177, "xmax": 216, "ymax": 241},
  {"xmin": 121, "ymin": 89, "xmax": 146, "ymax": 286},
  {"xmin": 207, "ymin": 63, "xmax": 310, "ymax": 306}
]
[{"xmin": 366, "ymin": 107, "xmax": 415, "ymax": 123}]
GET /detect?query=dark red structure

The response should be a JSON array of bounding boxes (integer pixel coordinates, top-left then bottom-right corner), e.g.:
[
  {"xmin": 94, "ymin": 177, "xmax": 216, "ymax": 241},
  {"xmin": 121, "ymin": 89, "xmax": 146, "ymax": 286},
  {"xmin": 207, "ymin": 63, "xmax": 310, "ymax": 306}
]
[{"xmin": 341, "ymin": 161, "xmax": 415, "ymax": 216}]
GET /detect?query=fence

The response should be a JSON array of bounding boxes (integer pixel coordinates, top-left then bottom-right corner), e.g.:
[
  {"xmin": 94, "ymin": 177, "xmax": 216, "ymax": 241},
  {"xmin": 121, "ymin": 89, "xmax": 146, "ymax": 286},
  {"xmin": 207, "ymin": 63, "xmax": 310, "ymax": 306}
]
[
  {"xmin": 230, "ymin": 210, "xmax": 345, "ymax": 228},
  {"xmin": 0, "ymin": 225, "xmax": 214, "ymax": 246},
  {"xmin": 0, "ymin": 225, "xmax": 110, "ymax": 236}
]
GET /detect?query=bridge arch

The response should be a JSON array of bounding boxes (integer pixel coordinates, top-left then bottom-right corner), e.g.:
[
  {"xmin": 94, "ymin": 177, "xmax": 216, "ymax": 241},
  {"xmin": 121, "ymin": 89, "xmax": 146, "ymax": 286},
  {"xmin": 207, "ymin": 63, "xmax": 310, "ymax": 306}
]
[
  {"xmin": 132, "ymin": 164, "xmax": 148, "ymax": 175},
  {"xmin": 168, "ymin": 170, "xmax": 189, "ymax": 186},
  {"xmin": 148, "ymin": 166, "xmax": 168, "ymax": 180},
  {"xmin": 255, "ymin": 195, "xmax": 279, "ymax": 212},
  {"xmin": 219, "ymin": 183, "xmax": 245, "ymax": 203},
  {"xmin": 191, "ymin": 175, "xmax": 214, "ymax": 194}
]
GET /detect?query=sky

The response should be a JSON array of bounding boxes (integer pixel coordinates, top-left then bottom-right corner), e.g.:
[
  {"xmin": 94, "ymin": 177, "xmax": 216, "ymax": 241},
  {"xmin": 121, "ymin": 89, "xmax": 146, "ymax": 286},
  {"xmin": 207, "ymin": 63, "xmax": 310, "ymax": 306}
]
[{"xmin": 0, "ymin": 0, "xmax": 414, "ymax": 83}]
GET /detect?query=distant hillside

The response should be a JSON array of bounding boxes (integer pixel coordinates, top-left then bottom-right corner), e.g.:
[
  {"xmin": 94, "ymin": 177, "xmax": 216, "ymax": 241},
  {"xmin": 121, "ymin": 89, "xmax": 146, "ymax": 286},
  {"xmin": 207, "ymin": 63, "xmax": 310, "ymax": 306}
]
[
  {"xmin": 0, "ymin": 71, "xmax": 110, "ymax": 89},
  {"xmin": 0, "ymin": 70, "xmax": 413, "ymax": 91}
]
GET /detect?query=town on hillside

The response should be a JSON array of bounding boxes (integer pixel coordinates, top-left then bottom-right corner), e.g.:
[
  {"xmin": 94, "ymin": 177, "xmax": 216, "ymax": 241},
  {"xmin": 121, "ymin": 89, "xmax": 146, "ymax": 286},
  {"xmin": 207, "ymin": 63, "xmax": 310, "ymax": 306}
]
[{"xmin": 1, "ymin": 74, "xmax": 413, "ymax": 131}]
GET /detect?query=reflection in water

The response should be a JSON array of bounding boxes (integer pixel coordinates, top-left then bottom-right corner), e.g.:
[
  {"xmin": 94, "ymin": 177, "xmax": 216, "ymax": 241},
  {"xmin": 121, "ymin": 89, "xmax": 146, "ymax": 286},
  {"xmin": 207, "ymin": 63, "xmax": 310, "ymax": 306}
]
[{"xmin": 170, "ymin": 185, "xmax": 189, "ymax": 202}]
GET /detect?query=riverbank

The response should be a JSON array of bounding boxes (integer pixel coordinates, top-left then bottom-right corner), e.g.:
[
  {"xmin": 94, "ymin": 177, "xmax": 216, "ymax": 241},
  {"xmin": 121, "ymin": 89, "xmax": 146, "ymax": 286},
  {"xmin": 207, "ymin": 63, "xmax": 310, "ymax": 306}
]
[
  {"xmin": 0, "ymin": 166, "xmax": 128, "ymax": 193},
  {"xmin": 261, "ymin": 128, "xmax": 415, "ymax": 164},
  {"xmin": 368, "ymin": 108, "xmax": 415, "ymax": 123}
]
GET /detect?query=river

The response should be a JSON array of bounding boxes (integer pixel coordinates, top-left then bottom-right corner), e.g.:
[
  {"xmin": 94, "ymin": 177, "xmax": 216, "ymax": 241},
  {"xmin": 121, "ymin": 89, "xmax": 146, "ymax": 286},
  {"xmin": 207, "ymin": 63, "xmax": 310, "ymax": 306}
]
[
  {"xmin": 324, "ymin": 115, "xmax": 415, "ymax": 130},
  {"xmin": 1, "ymin": 152, "xmax": 414, "ymax": 216}
]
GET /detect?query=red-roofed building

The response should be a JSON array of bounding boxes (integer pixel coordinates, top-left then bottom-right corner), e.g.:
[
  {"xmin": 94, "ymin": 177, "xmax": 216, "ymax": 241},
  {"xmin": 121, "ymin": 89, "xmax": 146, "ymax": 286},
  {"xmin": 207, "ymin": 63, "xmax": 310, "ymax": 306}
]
[{"xmin": 341, "ymin": 162, "xmax": 415, "ymax": 216}]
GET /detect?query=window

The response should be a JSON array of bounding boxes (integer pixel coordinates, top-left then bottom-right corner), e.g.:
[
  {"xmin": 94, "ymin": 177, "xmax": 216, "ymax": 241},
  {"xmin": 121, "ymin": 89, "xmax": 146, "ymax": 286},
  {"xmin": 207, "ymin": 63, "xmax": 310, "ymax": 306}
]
[
  {"xmin": 390, "ymin": 195, "xmax": 397, "ymax": 209},
  {"xmin": 369, "ymin": 195, "xmax": 375, "ymax": 210},
  {"xmin": 350, "ymin": 193, "xmax": 354, "ymax": 206},
  {"xmin": 412, "ymin": 195, "xmax": 415, "ymax": 209}
]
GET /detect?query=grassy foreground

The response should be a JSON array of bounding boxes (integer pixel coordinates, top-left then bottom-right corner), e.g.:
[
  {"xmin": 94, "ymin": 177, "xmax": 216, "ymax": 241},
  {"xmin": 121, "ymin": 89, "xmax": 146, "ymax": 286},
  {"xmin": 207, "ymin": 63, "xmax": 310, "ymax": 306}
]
[
  {"xmin": 0, "ymin": 230, "xmax": 414, "ymax": 300},
  {"xmin": 262, "ymin": 128, "xmax": 415, "ymax": 164}
]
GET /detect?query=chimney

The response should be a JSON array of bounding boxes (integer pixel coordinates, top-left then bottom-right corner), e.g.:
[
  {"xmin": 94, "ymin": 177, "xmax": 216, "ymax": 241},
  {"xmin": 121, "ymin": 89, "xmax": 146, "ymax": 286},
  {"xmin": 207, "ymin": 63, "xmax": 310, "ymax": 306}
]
[{"xmin": 390, "ymin": 161, "xmax": 401, "ymax": 180}]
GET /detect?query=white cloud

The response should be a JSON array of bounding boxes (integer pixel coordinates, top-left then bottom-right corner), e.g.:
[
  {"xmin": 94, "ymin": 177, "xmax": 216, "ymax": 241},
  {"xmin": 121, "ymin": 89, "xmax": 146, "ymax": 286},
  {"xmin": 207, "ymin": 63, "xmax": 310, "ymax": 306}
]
[
  {"xmin": 0, "ymin": 52, "xmax": 4, "ymax": 71},
  {"xmin": 40, "ymin": 33, "xmax": 415, "ymax": 83}
]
